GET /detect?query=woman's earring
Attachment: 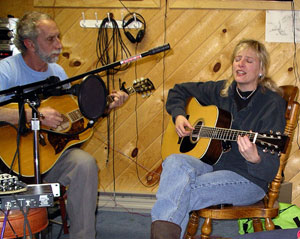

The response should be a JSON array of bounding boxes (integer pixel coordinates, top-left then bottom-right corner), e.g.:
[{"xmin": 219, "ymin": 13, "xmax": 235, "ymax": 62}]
[{"xmin": 258, "ymin": 73, "xmax": 264, "ymax": 79}]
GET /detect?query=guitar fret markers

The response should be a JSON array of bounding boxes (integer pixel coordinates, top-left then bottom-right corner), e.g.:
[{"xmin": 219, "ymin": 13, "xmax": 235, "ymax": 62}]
[{"xmin": 194, "ymin": 126, "xmax": 257, "ymax": 142}]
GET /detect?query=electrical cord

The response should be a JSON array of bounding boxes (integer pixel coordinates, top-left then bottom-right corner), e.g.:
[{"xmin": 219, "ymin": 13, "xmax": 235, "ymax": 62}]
[
  {"xmin": 119, "ymin": 0, "xmax": 133, "ymax": 14},
  {"xmin": 132, "ymin": 0, "xmax": 168, "ymax": 188},
  {"xmin": 0, "ymin": 209, "xmax": 9, "ymax": 239},
  {"xmin": 96, "ymin": 12, "xmax": 133, "ymax": 197},
  {"xmin": 291, "ymin": 1, "xmax": 300, "ymax": 85},
  {"xmin": 96, "ymin": 15, "xmax": 131, "ymax": 74},
  {"xmin": 0, "ymin": 209, "xmax": 18, "ymax": 238},
  {"xmin": 11, "ymin": 194, "xmax": 33, "ymax": 239}
]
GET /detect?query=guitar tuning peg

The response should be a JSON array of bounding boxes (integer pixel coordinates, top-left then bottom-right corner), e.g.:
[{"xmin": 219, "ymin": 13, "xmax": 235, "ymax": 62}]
[
  {"xmin": 269, "ymin": 130, "xmax": 273, "ymax": 134},
  {"xmin": 263, "ymin": 148, "xmax": 268, "ymax": 153},
  {"xmin": 270, "ymin": 150, "xmax": 275, "ymax": 155},
  {"xmin": 278, "ymin": 152, "xmax": 281, "ymax": 157},
  {"xmin": 275, "ymin": 131, "xmax": 281, "ymax": 135}
]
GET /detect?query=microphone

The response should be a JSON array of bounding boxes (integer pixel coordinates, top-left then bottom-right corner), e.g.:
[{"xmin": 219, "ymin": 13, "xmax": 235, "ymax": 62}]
[
  {"xmin": 120, "ymin": 43, "xmax": 171, "ymax": 65},
  {"xmin": 41, "ymin": 76, "xmax": 80, "ymax": 97},
  {"xmin": 144, "ymin": 43, "xmax": 171, "ymax": 56},
  {"xmin": 63, "ymin": 84, "xmax": 80, "ymax": 96},
  {"xmin": 41, "ymin": 76, "xmax": 63, "ymax": 98}
]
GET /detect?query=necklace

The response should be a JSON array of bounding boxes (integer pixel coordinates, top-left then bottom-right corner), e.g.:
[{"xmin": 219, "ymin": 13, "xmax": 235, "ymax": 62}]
[{"xmin": 236, "ymin": 86, "xmax": 256, "ymax": 100}]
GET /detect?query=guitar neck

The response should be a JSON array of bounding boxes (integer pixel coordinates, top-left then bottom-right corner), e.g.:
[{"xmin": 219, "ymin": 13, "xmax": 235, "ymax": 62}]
[
  {"xmin": 192, "ymin": 126, "xmax": 257, "ymax": 142},
  {"xmin": 106, "ymin": 87, "xmax": 135, "ymax": 104}
]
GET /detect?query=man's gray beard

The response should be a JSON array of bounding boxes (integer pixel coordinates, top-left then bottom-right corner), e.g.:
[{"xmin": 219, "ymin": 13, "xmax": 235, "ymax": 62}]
[{"xmin": 35, "ymin": 43, "xmax": 60, "ymax": 63}]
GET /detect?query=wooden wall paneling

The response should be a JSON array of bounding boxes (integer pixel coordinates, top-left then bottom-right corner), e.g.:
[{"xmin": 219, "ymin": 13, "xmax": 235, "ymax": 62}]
[
  {"xmin": 169, "ymin": 0, "xmax": 300, "ymax": 10},
  {"xmin": 94, "ymin": 86, "xmax": 165, "ymax": 191},
  {"xmin": 268, "ymin": 44, "xmax": 297, "ymax": 77},
  {"xmin": 90, "ymin": 45, "xmax": 172, "ymax": 191},
  {"xmin": 34, "ymin": 0, "xmax": 161, "ymax": 8},
  {"xmin": 0, "ymin": 0, "xmax": 37, "ymax": 18},
  {"xmin": 285, "ymin": 137, "xmax": 300, "ymax": 205},
  {"xmin": 290, "ymin": 171, "xmax": 300, "ymax": 205},
  {"xmin": 163, "ymin": 10, "xmax": 233, "ymax": 84},
  {"xmin": 214, "ymin": 12, "xmax": 270, "ymax": 80},
  {"xmin": 188, "ymin": 12, "xmax": 266, "ymax": 84},
  {"xmin": 105, "ymin": 136, "xmax": 163, "ymax": 193},
  {"xmin": 58, "ymin": 10, "xmax": 114, "ymax": 76},
  {"xmin": 81, "ymin": 3, "xmax": 170, "ymax": 192},
  {"xmin": 269, "ymin": 45, "xmax": 300, "ymax": 86},
  {"xmin": 104, "ymin": 103, "xmax": 167, "ymax": 192},
  {"xmin": 285, "ymin": 146, "xmax": 300, "ymax": 179},
  {"xmin": 166, "ymin": 10, "xmax": 259, "ymax": 86}
]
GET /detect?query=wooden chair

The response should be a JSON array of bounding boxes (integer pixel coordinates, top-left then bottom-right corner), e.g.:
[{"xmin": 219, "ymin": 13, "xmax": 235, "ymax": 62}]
[
  {"xmin": 184, "ymin": 85, "xmax": 300, "ymax": 239},
  {"xmin": 49, "ymin": 185, "xmax": 69, "ymax": 234},
  {"xmin": 58, "ymin": 186, "xmax": 69, "ymax": 234}
]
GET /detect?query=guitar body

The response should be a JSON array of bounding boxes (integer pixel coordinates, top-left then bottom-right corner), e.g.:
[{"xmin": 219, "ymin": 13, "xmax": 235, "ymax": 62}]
[
  {"xmin": 0, "ymin": 95, "xmax": 93, "ymax": 179},
  {"xmin": 0, "ymin": 77, "xmax": 155, "ymax": 181},
  {"xmin": 162, "ymin": 98, "xmax": 232, "ymax": 165}
]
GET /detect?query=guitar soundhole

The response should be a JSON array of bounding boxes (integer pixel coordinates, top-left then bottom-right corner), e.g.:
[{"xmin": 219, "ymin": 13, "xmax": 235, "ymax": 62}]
[
  {"xmin": 191, "ymin": 120, "xmax": 203, "ymax": 142},
  {"xmin": 180, "ymin": 120, "xmax": 203, "ymax": 153}
]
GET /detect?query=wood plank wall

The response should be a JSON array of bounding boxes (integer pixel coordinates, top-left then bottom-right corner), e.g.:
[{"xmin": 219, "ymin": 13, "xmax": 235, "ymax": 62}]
[{"xmin": 1, "ymin": 0, "xmax": 300, "ymax": 206}]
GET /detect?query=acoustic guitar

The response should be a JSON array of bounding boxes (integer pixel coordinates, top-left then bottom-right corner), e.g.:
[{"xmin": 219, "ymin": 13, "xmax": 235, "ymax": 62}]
[
  {"xmin": 0, "ymin": 78, "xmax": 155, "ymax": 179},
  {"xmin": 162, "ymin": 97, "xmax": 288, "ymax": 165}
]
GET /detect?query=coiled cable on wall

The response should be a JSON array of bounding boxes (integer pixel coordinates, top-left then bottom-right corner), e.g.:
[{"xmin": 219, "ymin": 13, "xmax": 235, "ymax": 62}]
[{"xmin": 96, "ymin": 13, "xmax": 131, "ymax": 75}]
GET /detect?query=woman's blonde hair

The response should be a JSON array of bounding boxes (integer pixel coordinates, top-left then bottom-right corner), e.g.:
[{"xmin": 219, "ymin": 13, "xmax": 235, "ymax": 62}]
[{"xmin": 220, "ymin": 39, "xmax": 282, "ymax": 97}]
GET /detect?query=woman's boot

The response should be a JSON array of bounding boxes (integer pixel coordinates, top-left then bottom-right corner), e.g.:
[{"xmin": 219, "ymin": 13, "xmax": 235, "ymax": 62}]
[{"xmin": 151, "ymin": 220, "xmax": 181, "ymax": 239}]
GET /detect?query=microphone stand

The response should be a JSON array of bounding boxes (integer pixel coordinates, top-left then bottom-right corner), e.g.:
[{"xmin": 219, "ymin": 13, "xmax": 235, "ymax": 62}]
[
  {"xmin": 27, "ymin": 99, "xmax": 42, "ymax": 184},
  {"xmin": 0, "ymin": 43, "xmax": 171, "ymax": 184}
]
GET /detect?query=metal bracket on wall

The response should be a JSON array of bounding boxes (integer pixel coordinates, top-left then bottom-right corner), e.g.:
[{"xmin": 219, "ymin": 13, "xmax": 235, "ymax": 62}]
[{"xmin": 80, "ymin": 12, "xmax": 142, "ymax": 29}]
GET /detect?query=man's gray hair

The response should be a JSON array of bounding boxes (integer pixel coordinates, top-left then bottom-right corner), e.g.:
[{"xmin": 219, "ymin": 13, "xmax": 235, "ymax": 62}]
[{"xmin": 14, "ymin": 11, "xmax": 53, "ymax": 54}]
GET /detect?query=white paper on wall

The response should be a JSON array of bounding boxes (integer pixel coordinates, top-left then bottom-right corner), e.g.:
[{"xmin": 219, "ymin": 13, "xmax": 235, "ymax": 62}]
[{"xmin": 266, "ymin": 10, "xmax": 300, "ymax": 43}]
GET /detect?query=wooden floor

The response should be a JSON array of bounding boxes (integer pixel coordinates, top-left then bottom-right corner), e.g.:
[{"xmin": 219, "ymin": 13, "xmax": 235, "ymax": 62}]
[{"xmin": 0, "ymin": 0, "xmax": 300, "ymax": 207}]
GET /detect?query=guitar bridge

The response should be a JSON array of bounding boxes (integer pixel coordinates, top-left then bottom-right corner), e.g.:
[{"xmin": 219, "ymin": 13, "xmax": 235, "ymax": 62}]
[{"xmin": 222, "ymin": 141, "xmax": 232, "ymax": 152}]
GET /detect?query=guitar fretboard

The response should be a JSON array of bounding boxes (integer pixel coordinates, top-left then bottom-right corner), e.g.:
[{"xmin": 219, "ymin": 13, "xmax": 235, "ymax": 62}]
[
  {"xmin": 68, "ymin": 109, "xmax": 83, "ymax": 122},
  {"xmin": 192, "ymin": 125, "xmax": 258, "ymax": 142}
]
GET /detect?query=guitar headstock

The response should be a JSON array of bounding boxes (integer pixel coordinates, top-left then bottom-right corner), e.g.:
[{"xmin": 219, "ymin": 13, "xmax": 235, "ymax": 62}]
[
  {"xmin": 133, "ymin": 78, "xmax": 155, "ymax": 97},
  {"xmin": 121, "ymin": 78, "xmax": 155, "ymax": 98},
  {"xmin": 257, "ymin": 131, "xmax": 289, "ymax": 155}
]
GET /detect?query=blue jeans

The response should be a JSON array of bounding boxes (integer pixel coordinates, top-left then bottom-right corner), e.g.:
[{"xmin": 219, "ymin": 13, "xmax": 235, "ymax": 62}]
[{"xmin": 151, "ymin": 154, "xmax": 266, "ymax": 238}]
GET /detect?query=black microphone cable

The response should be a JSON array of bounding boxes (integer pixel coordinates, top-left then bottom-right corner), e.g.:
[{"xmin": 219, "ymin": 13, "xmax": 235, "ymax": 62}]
[{"xmin": 96, "ymin": 14, "xmax": 131, "ymax": 75}]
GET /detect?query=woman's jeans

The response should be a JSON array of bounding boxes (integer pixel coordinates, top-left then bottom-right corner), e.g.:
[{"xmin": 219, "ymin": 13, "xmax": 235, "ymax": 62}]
[{"xmin": 151, "ymin": 154, "xmax": 266, "ymax": 238}]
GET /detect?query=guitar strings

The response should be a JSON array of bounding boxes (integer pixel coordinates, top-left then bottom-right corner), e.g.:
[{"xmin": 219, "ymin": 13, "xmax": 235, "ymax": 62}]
[
  {"xmin": 191, "ymin": 125, "xmax": 282, "ymax": 151},
  {"xmin": 192, "ymin": 125, "xmax": 257, "ymax": 141}
]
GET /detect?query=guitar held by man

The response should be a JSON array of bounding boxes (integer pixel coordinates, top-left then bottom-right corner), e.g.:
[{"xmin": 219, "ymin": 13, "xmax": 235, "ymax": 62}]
[{"xmin": 0, "ymin": 77, "xmax": 154, "ymax": 179}]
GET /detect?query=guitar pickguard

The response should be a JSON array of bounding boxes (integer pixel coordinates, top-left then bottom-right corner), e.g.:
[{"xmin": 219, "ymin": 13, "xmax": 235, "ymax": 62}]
[{"xmin": 47, "ymin": 119, "xmax": 84, "ymax": 154}]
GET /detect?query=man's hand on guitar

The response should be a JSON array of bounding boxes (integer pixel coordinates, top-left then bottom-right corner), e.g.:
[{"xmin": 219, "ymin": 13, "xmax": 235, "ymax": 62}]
[
  {"xmin": 237, "ymin": 135, "xmax": 261, "ymax": 164},
  {"xmin": 108, "ymin": 90, "xmax": 129, "ymax": 110},
  {"xmin": 39, "ymin": 106, "xmax": 64, "ymax": 129},
  {"xmin": 175, "ymin": 115, "xmax": 195, "ymax": 137}
]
